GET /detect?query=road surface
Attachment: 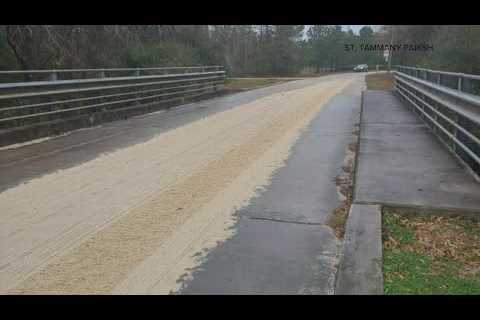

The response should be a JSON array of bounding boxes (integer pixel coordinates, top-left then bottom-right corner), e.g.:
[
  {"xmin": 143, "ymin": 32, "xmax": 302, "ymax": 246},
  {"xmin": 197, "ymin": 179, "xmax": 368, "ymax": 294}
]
[{"xmin": 0, "ymin": 72, "xmax": 366, "ymax": 294}]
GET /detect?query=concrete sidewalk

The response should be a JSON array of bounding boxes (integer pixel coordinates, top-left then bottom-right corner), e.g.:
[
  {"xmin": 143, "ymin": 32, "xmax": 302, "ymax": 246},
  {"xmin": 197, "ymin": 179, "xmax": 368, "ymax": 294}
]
[
  {"xmin": 335, "ymin": 89, "xmax": 480, "ymax": 295},
  {"xmin": 355, "ymin": 90, "xmax": 480, "ymax": 213}
]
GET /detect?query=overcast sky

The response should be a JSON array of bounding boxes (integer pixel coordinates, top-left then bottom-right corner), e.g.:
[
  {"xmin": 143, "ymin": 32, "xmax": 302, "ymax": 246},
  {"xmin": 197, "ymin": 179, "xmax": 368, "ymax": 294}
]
[
  {"xmin": 302, "ymin": 25, "xmax": 382, "ymax": 39},
  {"xmin": 346, "ymin": 25, "xmax": 382, "ymax": 34}
]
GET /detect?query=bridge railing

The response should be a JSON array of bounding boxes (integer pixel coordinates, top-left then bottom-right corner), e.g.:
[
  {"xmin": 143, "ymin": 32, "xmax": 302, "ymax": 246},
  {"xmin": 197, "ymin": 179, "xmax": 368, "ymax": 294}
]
[
  {"xmin": 0, "ymin": 66, "xmax": 226, "ymax": 147},
  {"xmin": 0, "ymin": 66, "xmax": 225, "ymax": 83},
  {"xmin": 393, "ymin": 66, "xmax": 480, "ymax": 177},
  {"xmin": 395, "ymin": 65, "xmax": 480, "ymax": 95}
]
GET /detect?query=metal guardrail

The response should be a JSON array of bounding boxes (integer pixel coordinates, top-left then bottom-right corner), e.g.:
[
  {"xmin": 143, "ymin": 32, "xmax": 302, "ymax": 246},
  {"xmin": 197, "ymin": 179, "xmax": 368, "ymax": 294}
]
[
  {"xmin": 0, "ymin": 66, "xmax": 226, "ymax": 146},
  {"xmin": 395, "ymin": 65, "xmax": 480, "ymax": 95},
  {"xmin": 0, "ymin": 66, "xmax": 224, "ymax": 82},
  {"xmin": 393, "ymin": 66, "xmax": 480, "ymax": 177}
]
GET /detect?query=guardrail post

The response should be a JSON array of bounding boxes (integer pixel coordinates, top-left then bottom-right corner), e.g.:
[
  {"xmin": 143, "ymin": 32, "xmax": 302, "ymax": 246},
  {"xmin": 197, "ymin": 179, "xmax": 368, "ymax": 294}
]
[
  {"xmin": 463, "ymin": 77, "xmax": 471, "ymax": 94},
  {"xmin": 458, "ymin": 76, "xmax": 463, "ymax": 91},
  {"xmin": 433, "ymin": 101, "xmax": 440, "ymax": 135},
  {"xmin": 49, "ymin": 72, "xmax": 58, "ymax": 81},
  {"xmin": 420, "ymin": 94, "xmax": 426, "ymax": 121},
  {"xmin": 134, "ymin": 69, "xmax": 140, "ymax": 77},
  {"xmin": 452, "ymin": 114, "xmax": 458, "ymax": 153},
  {"xmin": 97, "ymin": 71, "xmax": 105, "ymax": 78},
  {"xmin": 437, "ymin": 73, "xmax": 441, "ymax": 85}
]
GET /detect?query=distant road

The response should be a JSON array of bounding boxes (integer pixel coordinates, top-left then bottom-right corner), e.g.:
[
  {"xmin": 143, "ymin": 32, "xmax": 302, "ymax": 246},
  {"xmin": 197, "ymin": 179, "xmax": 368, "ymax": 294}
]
[
  {"xmin": 229, "ymin": 71, "xmax": 385, "ymax": 81},
  {"xmin": 228, "ymin": 77, "xmax": 309, "ymax": 80}
]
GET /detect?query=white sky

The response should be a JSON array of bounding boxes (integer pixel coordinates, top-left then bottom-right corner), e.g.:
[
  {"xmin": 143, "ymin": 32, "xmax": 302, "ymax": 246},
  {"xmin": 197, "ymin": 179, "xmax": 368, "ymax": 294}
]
[
  {"xmin": 302, "ymin": 25, "xmax": 382, "ymax": 39},
  {"xmin": 345, "ymin": 25, "xmax": 382, "ymax": 34}
]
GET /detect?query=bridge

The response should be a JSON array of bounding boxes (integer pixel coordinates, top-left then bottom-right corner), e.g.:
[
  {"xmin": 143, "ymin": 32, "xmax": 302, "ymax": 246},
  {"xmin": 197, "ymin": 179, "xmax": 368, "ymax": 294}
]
[{"xmin": 0, "ymin": 66, "xmax": 479, "ymax": 294}]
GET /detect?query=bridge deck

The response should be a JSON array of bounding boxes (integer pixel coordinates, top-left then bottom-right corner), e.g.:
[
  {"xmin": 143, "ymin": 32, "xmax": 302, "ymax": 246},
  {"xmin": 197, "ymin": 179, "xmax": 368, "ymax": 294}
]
[
  {"xmin": 355, "ymin": 90, "xmax": 480, "ymax": 212},
  {"xmin": 0, "ymin": 73, "xmax": 361, "ymax": 294}
]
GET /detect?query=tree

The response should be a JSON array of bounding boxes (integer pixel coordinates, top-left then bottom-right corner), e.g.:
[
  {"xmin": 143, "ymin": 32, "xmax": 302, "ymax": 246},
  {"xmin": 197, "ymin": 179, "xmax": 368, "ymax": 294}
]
[
  {"xmin": 381, "ymin": 25, "xmax": 480, "ymax": 74},
  {"xmin": 1, "ymin": 25, "xmax": 477, "ymax": 78},
  {"xmin": 305, "ymin": 25, "xmax": 391, "ymax": 73}
]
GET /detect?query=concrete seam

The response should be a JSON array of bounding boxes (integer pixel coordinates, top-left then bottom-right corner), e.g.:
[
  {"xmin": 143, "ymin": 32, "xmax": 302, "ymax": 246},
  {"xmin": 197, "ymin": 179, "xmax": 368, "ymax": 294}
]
[
  {"xmin": 246, "ymin": 216, "xmax": 327, "ymax": 226},
  {"xmin": 351, "ymin": 90, "xmax": 364, "ymax": 204},
  {"xmin": 354, "ymin": 200, "xmax": 480, "ymax": 216}
]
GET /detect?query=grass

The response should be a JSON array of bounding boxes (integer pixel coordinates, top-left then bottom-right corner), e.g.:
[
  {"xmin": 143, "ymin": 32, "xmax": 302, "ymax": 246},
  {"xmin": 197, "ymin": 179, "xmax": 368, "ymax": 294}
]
[
  {"xmin": 223, "ymin": 78, "xmax": 289, "ymax": 91},
  {"xmin": 365, "ymin": 72, "xmax": 394, "ymax": 90},
  {"xmin": 382, "ymin": 207, "xmax": 480, "ymax": 294}
]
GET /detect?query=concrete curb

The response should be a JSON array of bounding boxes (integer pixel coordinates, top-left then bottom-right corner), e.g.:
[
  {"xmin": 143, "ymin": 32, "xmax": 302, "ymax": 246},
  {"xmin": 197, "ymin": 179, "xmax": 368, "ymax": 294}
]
[
  {"xmin": 334, "ymin": 90, "xmax": 384, "ymax": 295},
  {"xmin": 351, "ymin": 90, "xmax": 364, "ymax": 204},
  {"xmin": 334, "ymin": 204, "xmax": 383, "ymax": 295}
]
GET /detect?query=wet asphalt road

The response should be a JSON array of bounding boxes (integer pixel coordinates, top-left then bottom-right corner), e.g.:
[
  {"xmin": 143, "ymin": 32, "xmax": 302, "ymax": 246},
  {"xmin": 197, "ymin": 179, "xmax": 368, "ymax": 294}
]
[{"xmin": 0, "ymin": 72, "xmax": 366, "ymax": 294}]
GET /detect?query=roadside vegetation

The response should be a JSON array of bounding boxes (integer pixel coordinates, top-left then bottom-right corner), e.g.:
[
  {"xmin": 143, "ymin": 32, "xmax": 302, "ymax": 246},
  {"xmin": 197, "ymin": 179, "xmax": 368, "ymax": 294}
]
[
  {"xmin": 388, "ymin": 25, "xmax": 480, "ymax": 74},
  {"xmin": 365, "ymin": 73, "xmax": 394, "ymax": 90},
  {"xmin": 2, "ymin": 26, "xmax": 478, "ymax": 78},
  {"xmin": 382, "ymin": 207, "xmax": 480, "ymax": 294},
  {"xmin": 0, "ymin": 25, "xmax": 383, "ymax": 79}
]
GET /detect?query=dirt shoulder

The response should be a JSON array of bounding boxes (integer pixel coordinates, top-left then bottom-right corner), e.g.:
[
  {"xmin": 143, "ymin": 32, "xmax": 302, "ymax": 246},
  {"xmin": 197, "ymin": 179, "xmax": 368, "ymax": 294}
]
[{"xmin": 365, "ymin": 72, "xmax": 394, "ymax": 90}]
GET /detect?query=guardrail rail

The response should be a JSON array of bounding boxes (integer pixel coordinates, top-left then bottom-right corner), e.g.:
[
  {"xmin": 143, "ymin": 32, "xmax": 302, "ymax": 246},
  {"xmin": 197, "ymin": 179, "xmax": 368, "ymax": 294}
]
[
  {"xmin": 393, "ymin": 65, "xmax": 480, "ymax": 178},
  {"xmin": 0, "ymin": 66, "xmax": 226, "ymax": 147}
]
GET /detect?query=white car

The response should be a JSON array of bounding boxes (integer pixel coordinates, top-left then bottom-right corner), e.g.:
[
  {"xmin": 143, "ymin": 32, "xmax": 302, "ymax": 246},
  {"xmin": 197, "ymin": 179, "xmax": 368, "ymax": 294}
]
[{"xmin": 354, "ymin": 64, "xmax": 369, "ymax": 72}]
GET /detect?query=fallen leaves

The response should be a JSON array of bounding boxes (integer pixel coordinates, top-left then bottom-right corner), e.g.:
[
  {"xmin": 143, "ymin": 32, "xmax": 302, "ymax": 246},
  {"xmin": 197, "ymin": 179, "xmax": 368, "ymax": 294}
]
[
  {"xmin": 327, "ymin": 125, "xmax": 359, "ymax": 239},
  {"xmin": 383, "ymin": 209, "xmax": 480, "ymax": 280}
]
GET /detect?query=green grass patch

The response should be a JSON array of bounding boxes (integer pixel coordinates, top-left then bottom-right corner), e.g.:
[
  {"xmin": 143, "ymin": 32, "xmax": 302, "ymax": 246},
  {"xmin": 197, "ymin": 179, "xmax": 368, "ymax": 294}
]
[
  {"xmin": 384, "ymin": 250, "xmax": 480, "ymax": 294},
  {"xmin": 383, "ymin": 213, "xmax": 415, "ymax": 245},
  {"xmin": 365, "ymin": 72, "xmax": 394, "ymax": 90},
  {"xmin": 382, "ymin": 208, "xmax": 480, "ymax": 294}
]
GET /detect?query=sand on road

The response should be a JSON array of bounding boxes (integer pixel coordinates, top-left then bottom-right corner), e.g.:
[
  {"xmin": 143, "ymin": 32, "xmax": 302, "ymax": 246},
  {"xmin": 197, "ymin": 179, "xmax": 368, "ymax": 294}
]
[{"xmin": 0, "ymin": 77, "xmax": 353, "ymax": 294}]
